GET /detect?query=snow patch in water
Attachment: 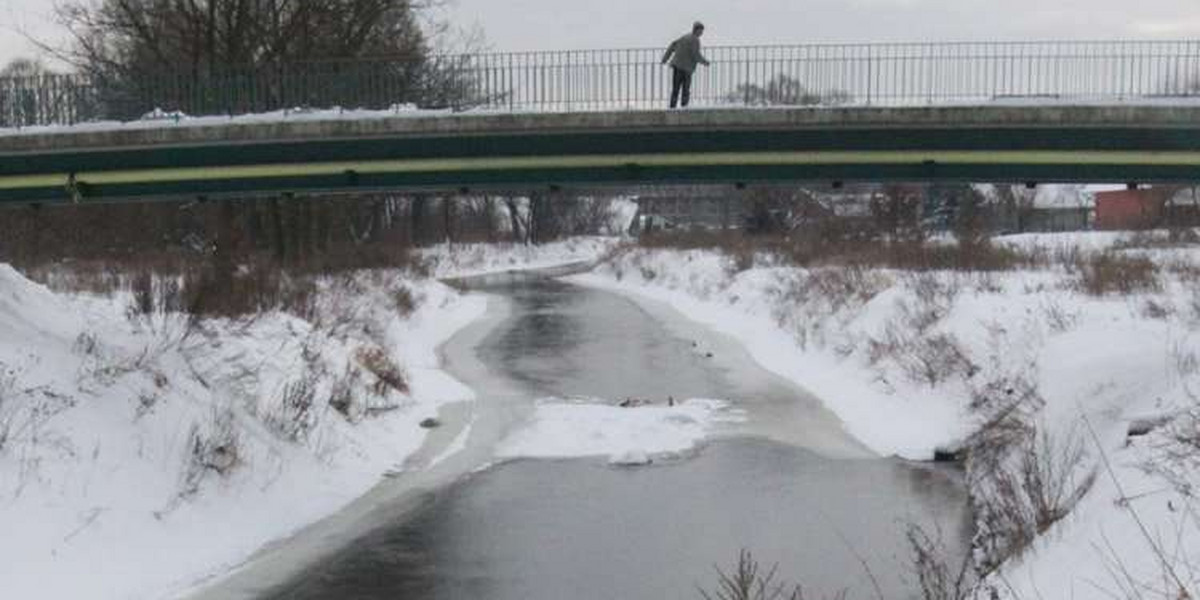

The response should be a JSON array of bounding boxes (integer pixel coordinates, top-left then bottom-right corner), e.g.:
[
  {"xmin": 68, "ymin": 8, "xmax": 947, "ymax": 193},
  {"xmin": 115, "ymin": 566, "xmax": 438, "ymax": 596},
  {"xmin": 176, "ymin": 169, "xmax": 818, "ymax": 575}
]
[{"xmin": 496, "ymin": 398, "xmax": 743, "ymax": 464}]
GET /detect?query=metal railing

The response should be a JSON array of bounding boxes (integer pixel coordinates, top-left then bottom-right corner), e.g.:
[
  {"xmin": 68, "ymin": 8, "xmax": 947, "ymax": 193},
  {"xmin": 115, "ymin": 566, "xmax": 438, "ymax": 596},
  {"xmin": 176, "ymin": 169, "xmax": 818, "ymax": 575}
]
[{"xmin": 3, "ymin": 40, "xmax": 1200, "ymax": 128}]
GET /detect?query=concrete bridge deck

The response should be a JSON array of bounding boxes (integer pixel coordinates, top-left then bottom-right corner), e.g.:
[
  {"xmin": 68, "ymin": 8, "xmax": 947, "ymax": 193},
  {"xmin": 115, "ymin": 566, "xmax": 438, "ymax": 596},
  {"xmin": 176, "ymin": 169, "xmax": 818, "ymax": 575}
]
[{"xmin": 3, "ymin": 105, "xmax": 1200, "ymax": 204}]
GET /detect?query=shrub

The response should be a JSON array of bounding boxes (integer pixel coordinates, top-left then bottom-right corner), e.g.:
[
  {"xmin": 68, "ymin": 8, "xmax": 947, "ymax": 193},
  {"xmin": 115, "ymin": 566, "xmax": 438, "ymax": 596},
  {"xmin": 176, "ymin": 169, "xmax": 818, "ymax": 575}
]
[
  {"xmin": 1167, "ymin": 258, "xmax": 1200, "ymax": 285},
  {"xmin": 180, "ymin": 406, "xmax": 241, "ymax": 498},
  {"xmin": 898, "ymin": 273, "xmax": 961, "ymax": 333},
  {"xmin": 810, "ymin": 266, "xmax": 889, "ymax": 309},
  {"xmin": 636, "ymin": 230, "xmax": 1040, "ymax": 274},
  {"xmin": 393, "ymin": 284, "xmax": 417, "ymax": 317},
  {"xmin": 773, "ymin": 267, "xmax": 889, "ymax": 351},
  {"xmin": 903, "ymin": 334, "xmax": 977, "ymax": 387},
  {"xmin": 1142, "ymin": 299, "xmax": 1173, "ymax": 320},
  {"xmin": 698, "ymin": 550, "xmax": 804, "ymax": 600},
  {"xmin": 329, "ymin": 367, "xmax": 363, "ymax": 421},
  {"xmin": 907, "ymin": 524, "xmax": 973, "ymax": 600},
  {"xmin": 1073, "ymin": 251, "xmax": 1161, "ymax": 296},
  {"xmin": 969, "ymin": 423, "xmax": 1096, "ymax": 570},
  {"xmin": 1039, "ymin": 298, "xmax": 1079, "ymax": 333},
  {"xmin": 356, "ymin": 346, "xmax": 409, "ymax": 396},
  {"xmin": 1191, "ymin": 285, "xmax": 1200, "ymax": 323},
  {"xmin": 266, "ymin": 376, "xmax": 318, "ymax": 442},
  {"xmin": 130, "ymin": 271, "xmax": 154, "ymax": 315}
]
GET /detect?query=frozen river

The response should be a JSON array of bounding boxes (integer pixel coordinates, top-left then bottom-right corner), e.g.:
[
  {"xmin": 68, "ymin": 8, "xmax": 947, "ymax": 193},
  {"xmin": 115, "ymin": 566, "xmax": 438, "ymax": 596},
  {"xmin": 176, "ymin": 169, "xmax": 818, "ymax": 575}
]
[{"xmin": 265, "ymin": 274, "xmax": 971, "ymax": 599}]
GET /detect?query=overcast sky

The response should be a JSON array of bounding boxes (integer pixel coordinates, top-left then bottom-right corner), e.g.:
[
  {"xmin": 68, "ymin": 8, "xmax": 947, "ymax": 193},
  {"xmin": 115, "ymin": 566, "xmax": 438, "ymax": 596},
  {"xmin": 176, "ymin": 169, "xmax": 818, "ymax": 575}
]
[
  {"xmin": 445, "ymin": 0, "xmax": 1200, "ymax": 51},
  {"xmin": 4, "ymin": 0, "xmax": 1200, "ymax": 65}
]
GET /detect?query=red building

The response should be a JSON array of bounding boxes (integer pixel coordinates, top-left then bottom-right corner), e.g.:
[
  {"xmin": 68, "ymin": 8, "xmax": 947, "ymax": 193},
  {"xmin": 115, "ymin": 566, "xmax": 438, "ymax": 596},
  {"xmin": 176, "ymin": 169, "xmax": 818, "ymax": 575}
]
[{"xmin": 1093, "ymin": 189, "xmax": 1169, "ymax": 230}]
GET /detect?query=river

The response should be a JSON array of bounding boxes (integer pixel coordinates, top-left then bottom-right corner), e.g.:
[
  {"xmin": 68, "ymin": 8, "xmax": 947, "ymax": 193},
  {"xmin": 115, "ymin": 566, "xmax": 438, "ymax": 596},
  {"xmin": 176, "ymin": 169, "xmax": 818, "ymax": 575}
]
[{"xmin": 262, "ymin": 273, "xmax": 971, "ymax": 600}]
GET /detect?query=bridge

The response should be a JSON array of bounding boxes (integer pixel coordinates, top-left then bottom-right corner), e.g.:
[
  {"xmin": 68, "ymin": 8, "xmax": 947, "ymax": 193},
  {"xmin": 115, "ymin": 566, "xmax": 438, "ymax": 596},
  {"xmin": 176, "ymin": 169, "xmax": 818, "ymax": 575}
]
[{"xmin": 4, "ymin": 41, "xmax": 1200, "ymax": 204}]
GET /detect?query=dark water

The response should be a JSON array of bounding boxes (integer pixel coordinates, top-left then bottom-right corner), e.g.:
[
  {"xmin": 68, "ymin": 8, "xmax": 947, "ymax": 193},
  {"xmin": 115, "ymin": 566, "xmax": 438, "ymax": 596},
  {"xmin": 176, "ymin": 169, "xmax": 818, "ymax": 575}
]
[
  {"xmin": 266, "ymin": 276, "xmax": 971, "ymax": 600},
  {"xmin": 475, "ymin": 277, "xmax": 732, "ymax": 401}
]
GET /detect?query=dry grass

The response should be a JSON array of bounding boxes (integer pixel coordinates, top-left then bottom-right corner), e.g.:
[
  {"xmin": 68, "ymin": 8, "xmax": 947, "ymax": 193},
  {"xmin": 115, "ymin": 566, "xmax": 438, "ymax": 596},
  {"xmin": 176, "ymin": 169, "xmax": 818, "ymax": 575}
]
[
  {"xmin": 907, "ymin": 525, "xmax": 973, "ymax": 600},
  {"xmin": 1039, "ymin": 298, "xmax": 1080, "ymax": 333},
  {"xmin": 17, "ymin": 241, "xmax": 425, "ymax": 322},
  {"xmin": 698, "ymin": 550, "xmax": 811, "ymax": 600},
  {"xmin": 393, "ymin": 284, "xmax": 417, "ymax": 317},
  {"xmin": 14, "ymin": 228, "xmax": 424, "ymax": 324},
  {"xmin": 868, "ymin": 328, "xmax": 977, "ymax": 387},
  {"xmin": 639, "ymin": 230, "xmax": 1038, "ymax": 273},
  {"xmin": 328, "ymin": 366, "xmax": 362, "ymax": 421},
  {"xmin": 179, "ymin": 406, "xmax": 241, "ymax": 499},
  {"xmin": 179, "ymin": 263, "xmax": 320, "ymax": 321},
  {"xmin": 266, "ymin": 375, "xmax": 319, "ymax": 442},
  {"xmin": 969, "ymin": 423, "xmax": 1096, "ymax": 571},
  {"xmin": 959, "ymin": 373, "xmax": 1100, "ymax": 571},
  {"xmin": 355, "ymin": 346, "xmax": 409, "ymax": 397},
  {"xmin": 1072, "ymin": 251, "xmax": 1162, "ymax": 296},
  {"xmin": 1113, "ymin": 229, "xmax": 1200, "ymax": 250}
]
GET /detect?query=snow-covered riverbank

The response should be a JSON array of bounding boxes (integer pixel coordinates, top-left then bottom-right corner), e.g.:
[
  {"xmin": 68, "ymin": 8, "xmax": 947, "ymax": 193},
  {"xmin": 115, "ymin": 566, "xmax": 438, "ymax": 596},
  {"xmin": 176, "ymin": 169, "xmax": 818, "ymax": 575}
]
[
  {"xmin": 7, "ymin": 230, "xmax": 1198, "ymax": 599},
  {"xmin": 0, "ymin": 265, "xmax": 484, "ymax": 599},
  {"xmin": 420, "ymin": 237, "xmax": 620, "ymax": 279},
  {"xmin": 0, "ymin": 239, "xmax": 627, "ymax": 600},
  {"xmin": 570, "ymin": 231, "xmax": 1200, "ymax": 599}
]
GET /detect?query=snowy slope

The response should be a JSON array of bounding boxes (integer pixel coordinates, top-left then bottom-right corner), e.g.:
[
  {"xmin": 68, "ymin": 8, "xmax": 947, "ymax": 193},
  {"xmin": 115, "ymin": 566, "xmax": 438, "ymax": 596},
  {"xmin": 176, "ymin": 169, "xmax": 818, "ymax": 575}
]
[
  {"xmin": 0, "ymin": 266, "xmax": 485, "ymax": 599},
  {"xmin": 0, "ymin": 236, "xmax": 628, "ymax": 600},
  {"xmin": 420, "ymin": 236, "xmax": 620, "ymax": 278},
  {"xmin": 570, "ymin": 234, "xmax": 1200, "ymax": 598}
]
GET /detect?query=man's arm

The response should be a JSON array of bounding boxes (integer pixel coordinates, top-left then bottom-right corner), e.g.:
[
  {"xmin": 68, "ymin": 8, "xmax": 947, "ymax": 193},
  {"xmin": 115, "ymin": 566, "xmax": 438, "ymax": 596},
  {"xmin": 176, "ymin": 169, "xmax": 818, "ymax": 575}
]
[{"xmin": 662, "ymin": 40, "xmax": 677, "ymax": 64}]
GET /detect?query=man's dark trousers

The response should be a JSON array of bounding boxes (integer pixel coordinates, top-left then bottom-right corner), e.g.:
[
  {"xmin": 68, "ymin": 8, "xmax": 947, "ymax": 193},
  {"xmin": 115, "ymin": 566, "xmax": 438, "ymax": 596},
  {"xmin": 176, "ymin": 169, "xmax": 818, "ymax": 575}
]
[{"xmin": 670, "ymin": 67, "xmax": 692, "ymax": 108}]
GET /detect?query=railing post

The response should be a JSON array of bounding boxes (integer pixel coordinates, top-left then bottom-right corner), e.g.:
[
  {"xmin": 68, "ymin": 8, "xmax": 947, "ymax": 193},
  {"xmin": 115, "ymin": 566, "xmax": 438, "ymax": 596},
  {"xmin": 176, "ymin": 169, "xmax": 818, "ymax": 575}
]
[
  {"xmin": 743, "ymin": 52, "xmax": 752, "ymax": 106},
  {"xmin": 865, "ymin": 45, "xmax": 873, "ymax": 106}
]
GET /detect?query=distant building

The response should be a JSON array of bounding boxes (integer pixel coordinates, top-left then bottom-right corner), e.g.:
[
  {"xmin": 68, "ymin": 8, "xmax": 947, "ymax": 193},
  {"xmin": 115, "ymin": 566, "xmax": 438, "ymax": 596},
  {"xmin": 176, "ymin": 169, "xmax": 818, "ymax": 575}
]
[
  {"xmin": 630, "ymin": 186, "xmax": 742, "ymax": 232},
  {"xmin": 1164, "ymin": 187, "xmax": 1200, "ymax": 228},
  {"xmin": 1094, "ymin": 188, "xmax": 1171, "ymax": 230},
  {"xmin": 1024, "ymin": 185, "xmax": 1092, "ymax": 232}
]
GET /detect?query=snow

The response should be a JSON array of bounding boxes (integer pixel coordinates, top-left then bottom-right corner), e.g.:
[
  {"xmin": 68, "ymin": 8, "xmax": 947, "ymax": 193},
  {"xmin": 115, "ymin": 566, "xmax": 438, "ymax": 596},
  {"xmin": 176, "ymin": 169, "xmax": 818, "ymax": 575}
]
[
  {"xmin": 8, "ymin": 99, "xmax": 1200, "ymax": 138},
  {"xmin": 569, "ymin": 258, "xmax": 974, "ymax": 459},
  {"xmin": 997, "ymin": 228, "xmax": 1200, "ymax": 255},
  {"xmin": 496, "ymin": 398, "xmax": 744, "ymax": 465},
  {"xmin": 5, "ymin": 229, "xmax": 1198, "ymax": 599},
  {"xmin": 0, "ymin": 105, "xmax": 439, "ymax": 138},
  {"xmin": 994, "ymin": 449, "xmax": 1200, "ymax": 599},
  {"xmin": 569, "ymin": 235, "xmax": 1200, "ymax": 598},
  {"xmin": 571, "ymin": 240, "xmax": 1198, "ymax": 459},
  {"xmin": 420, "ymin": 236, "xmax": 620, "ymax": 279},
  {"xmin": 0, "ymin": 266, "xmax": 486, "ymax": 600},
  {"xmin": 426, "ymin": 414, "xmax": 475, "ymax": 468},
  {"xmin": 0, "ymin": 238, "xmax": 624, "ymax": 600},
  {"xmin": 1033, "ymin": 184, "xmax": 1093, "ymax": 209}
]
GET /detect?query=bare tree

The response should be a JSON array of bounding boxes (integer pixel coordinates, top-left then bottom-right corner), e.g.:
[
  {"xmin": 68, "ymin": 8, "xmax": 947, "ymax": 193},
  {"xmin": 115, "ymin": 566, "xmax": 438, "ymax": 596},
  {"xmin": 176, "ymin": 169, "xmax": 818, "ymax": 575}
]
[
  {"xmin": 47, "ymin": 0, "xmax": 479, "ymax": 117},
  {"xmin": 502, "ymin": 196, "xmax": 532, "ymax": 245},
  {"xmin": 870, "ymin": 184, "xmax": 924, "ymax": 241}
]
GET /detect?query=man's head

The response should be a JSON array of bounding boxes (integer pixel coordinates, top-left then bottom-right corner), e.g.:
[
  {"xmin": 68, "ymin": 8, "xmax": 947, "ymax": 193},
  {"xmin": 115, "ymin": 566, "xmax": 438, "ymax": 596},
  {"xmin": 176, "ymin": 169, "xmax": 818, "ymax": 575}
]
[{"xmin": 693, "ymin": 21, "xmax": 705, "ymax": 36}]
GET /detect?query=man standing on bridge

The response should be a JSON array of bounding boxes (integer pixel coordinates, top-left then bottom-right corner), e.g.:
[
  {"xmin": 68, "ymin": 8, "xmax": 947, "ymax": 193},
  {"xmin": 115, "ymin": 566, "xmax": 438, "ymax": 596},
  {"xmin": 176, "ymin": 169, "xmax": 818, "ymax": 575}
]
[{"xmin": 662, "ymin": 22, "xmax": 710, "ymax": 109}]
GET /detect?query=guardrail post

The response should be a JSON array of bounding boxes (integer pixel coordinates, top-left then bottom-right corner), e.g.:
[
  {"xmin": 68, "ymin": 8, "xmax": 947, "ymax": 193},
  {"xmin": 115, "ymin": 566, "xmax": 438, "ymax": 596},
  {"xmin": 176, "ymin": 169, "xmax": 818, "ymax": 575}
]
[{"xmin": 865, "ymin": 47, "xmax": 873, "ymax": 106}]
